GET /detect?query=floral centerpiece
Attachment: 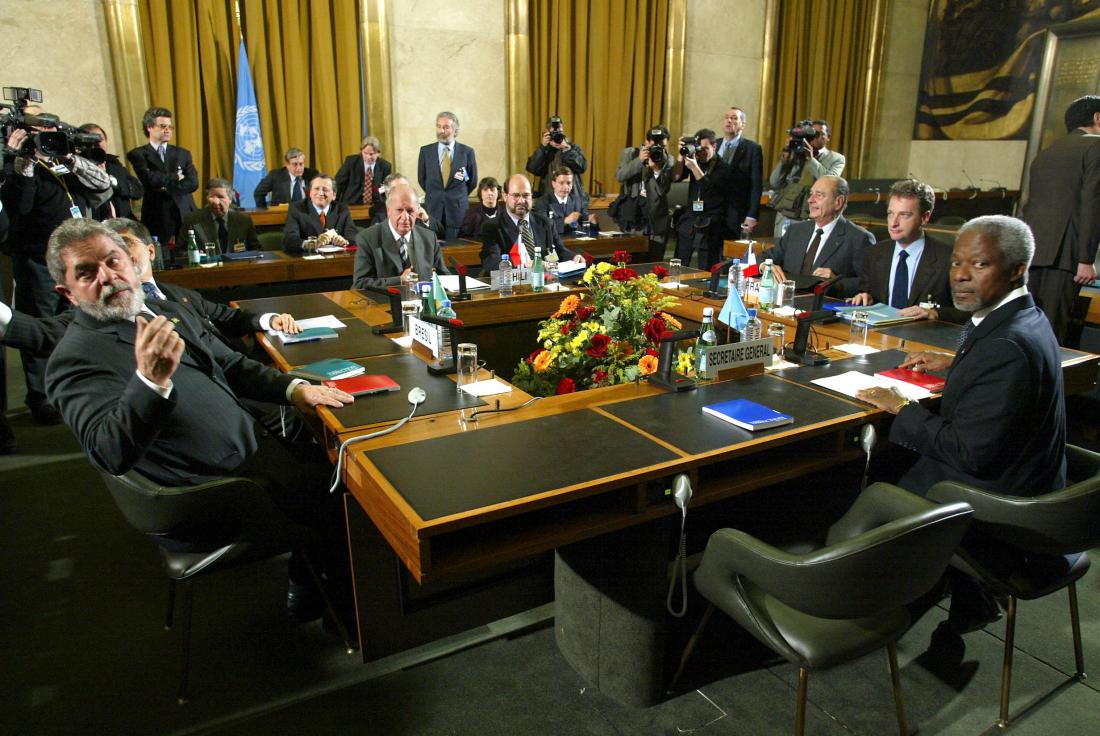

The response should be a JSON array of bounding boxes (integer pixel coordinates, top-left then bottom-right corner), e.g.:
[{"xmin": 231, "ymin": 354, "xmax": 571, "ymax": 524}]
[{"xmin": 512, "ymin": 251, "xmax": 691, "ymax": 396}]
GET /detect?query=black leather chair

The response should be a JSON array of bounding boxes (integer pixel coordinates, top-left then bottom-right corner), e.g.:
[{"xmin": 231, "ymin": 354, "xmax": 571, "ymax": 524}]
[
  {"xmin": 98, "ymin": 469, "xmax": 352, "ymax": 704},
  {"xmin": 926, "ymin": 444, "xmax": 1100, "ymax": 729},
  {"xmin": 671, "ymin": 483, "xmax": 973, "ymax": 736}
]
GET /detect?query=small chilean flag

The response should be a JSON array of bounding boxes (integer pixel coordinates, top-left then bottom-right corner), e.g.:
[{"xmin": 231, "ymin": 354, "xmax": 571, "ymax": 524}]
[{"xmin": 509, "ymin": 240, "xmax": 532, "ymax": 267}]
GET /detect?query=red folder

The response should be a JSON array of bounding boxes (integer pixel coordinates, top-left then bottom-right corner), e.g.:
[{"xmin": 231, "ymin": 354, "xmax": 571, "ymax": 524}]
[
  {"xmin": 875, "ymin": 368, "xmax": 946, "ymax": 392},
  {"xmin": 322, "ymin": 374, "xmax": 400, "ymax": 397}
]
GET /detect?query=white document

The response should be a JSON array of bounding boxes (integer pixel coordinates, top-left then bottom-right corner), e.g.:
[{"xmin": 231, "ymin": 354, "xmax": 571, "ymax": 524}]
[
  {"xmin": 315, "ymin": 245, "xmax": 347, "ymax": 254},
  {"xmin": 438, "ymin": 274, "xmax": 490, "ymax": 292},
  {"xmin": 598, "ymin": 230, "xmax": 624, "ymax": 236},
  {"xmin": 555, "ymin": 260, "xmax": 587, "ymax": 276},
  {"xmin": 301, "ymin": 254, "xmax": 325, "ymax": 260},
  {"xmin": 390, "ymin": 335, "xmax": 414, "ymax": 348},
  {"xmin": 267, "ymin": 315, "xmax": 346, "ymax": 335},
  {"xmin": 458, "ymin": 379, "xmax": 513, "ymax": 397},
  {"xmin": 660, "ymin": 282, "xmax": 689, "ymax": 289},
  {"xmin": 811, "ymin": 371, "xmax": 932, "ymax": 402},
  {"xmin": 835, "ymin": 343, "xmax": 880, "ymax": 356}
]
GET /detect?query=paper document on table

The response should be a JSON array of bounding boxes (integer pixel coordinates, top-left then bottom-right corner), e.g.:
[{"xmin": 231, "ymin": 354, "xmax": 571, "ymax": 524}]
[
  {"xmin": 811, "ymin": 371, "xmax": 932, "ymax": 402},
  {"xmin": 266, "ymin": 315, "xmax": 345, "ymax": 335},
  {"xmin": 316, "ymin": 245, "xmax": 347, "ymax": 254},
  {"xmin": 835, "ymin": 343, "xmax": 880, "ymax": 356},
  {"xmin": 438, "ymin": 275, "xmax": 490, "ymax": 292},
  {"xmin": 390, "ymin": 335, "xmax": 414, "ymax": 348},
  {"xmin": 661, "ymin": 282, "xmax": 689, "ymax": 289},
  {"xmin": 458, "ymin": 379, "xmax": 513, "ymax": 397},
  {"xmin": 555, "ymin": 260, "xmax": 587, "ymax": 276}
]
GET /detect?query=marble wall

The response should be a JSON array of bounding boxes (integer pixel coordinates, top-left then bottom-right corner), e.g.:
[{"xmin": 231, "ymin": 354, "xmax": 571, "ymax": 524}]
[
  {"xmin": 1, "ymin": 0, "xmax": 124, "ymax": 158},
  {"xmin": 385, "ymin": 0, "xmax": 508, "ymax": 192}
]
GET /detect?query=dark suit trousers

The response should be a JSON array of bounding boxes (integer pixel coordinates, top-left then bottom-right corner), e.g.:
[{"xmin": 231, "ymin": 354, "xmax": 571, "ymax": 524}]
[
  {"xmin": 12, "ymin": 257, "xmax": 67, "ymax": 408},
  {"xmin": 1028, "ymin": 266, "xmax": 1083, "ymax": 346}
]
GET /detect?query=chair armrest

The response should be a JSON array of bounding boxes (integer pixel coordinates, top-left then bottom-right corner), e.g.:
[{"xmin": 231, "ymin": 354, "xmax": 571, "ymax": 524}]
[{"xmin": 1066, "ymin": 444, "xmax": 1100, "ymax": 483}]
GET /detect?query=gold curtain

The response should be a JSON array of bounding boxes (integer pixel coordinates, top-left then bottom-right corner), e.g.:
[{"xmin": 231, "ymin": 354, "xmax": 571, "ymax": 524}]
[
  {"xmin": 139, "ymin": 0, "xmax": 238, "ymax": 191},
  {"xmin": 763, "ymin": 0, "xmax": 886, "ymax": 179},
  {"xmin": 241, "ymin": 0, "xmax": 363, "ymax": 181},
  {"xmin": 528, "ymin": 0, "xmax": 670, "ymax": 193}
]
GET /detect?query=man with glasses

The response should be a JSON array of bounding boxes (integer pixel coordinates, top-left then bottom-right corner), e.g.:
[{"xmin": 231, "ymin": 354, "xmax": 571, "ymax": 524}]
[
  {"xmin": 127, "ymin": 107, "xmax": 198, "ymax": 249},
  {"xmin": 478, "ymin": 174, "xmax": 585, "ymax": 275}
]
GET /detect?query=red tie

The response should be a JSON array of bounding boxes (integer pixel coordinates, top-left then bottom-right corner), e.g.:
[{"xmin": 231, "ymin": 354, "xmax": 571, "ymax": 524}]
[
  {"xmin": 362, "ymin": 166, "xmax": 373, "ymax": 204},
  {"xmin": 319, "ymin": 211, "xmax": 326, "ymax": 228}
]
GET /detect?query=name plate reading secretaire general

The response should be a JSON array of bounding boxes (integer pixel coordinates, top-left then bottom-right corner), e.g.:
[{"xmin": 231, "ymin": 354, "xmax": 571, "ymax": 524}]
[{"xmin": 697, "ymin": 338, "xmax": 773, "ymax": 379}]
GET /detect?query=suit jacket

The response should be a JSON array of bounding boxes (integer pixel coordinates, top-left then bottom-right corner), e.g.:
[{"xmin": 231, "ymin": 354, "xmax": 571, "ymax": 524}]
[
  {"xmin": 526, "ymin": 143, "xmax": 588, "ymax": 198},
  {"xmin": 768, "ymin": 148, "xmax": 846, "ymax": 190},
  {"xmin": 766, "ymin": 215, "xmax": 874, "ymax": 297},
  {"xmin": 334, "ymin": 155, "xmax": 392, "ymax": 211},
  {"xmin": 1022, "ymin": 129, "xmax": 1100, "ymax": 271},
  {"xmin": 282, "ymin": 200, "xmax": 358, "ymax": 254},
  {"xmin": 674, "ymin": 155, "xmax": 732, "ymax": 233},
  {"xmin": 857, "ymin": 236, "xmax": 966, "ymax": 323},
  {"xmin": 126, "ymin": 143, "xmax": 199, "ymax": 243},
  {"xmin": 417, "ymin": 141, "xmax": 477, "ymax": 228},
  {"xmin": 179, "ymin": 208, "xmax": 261, "ymax": 253},
  {"xmin": 719, "ymin": 137, "xmax": 763, "ymax": 228},
  {"xmin": 535, "ymin": 190, "xmax": 589, "ymax": 237},
  {"xmin": 479, "ymin": 210, "xmax": 574, "ymax": 274},
  {"xmin": 91, "ymin": 154, "xmax": 143, "ymax": 220},
  {"xmin": 891, "ymin": 294, "xmax": 1066, "ymax": 497},
  {"xmin": 615, "ymin": 147, "xmax": 674, "ymax": 240},
  {"xmin": 45, "ymin": 300, "xmax": 294, "ymax": 486},
  {"xmin": 352, "ymin": 222, "xmax": 449, "ymax": 289},
  {"xmin": 253, "ymin": 166, "xmax": 319, "ymax": 207}
]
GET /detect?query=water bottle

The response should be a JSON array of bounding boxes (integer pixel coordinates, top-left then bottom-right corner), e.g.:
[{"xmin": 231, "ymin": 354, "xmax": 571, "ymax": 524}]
[
  {"xmin": 730, "ymin": 258, "xmax": 743, "ymax": 297},
  {"xmin": 696, "ymin": 307, "xmax": 718, "ymax": 376},
  {"xmin": 499, "ymin": 254, "xmax": 513, "ymax": 296},
  {"xmin": 544, "ymin": 246, "xmax": 559, "ymax": 284},
  {"xmin": 151, "ymin": 236, "xmax": 164, "ymax": 270},
  {"xmin": 419, "ymin": 282, "xmax": 433, "ymax": 318},
  {"xmin": 436, "ymin": 299, "xmax": 457, "ymax": 361},
  {"xmin": 531, "ymin": 247, "xmax": 545, "ymax": 292},
  {"xmin": 400, "ymin": 271, "xmax": 420, "ymax": 335},
  {"xmin": 743, "ymin": 308, "xmax": 762, "ymax": 342},
  {"xmin": 187, "ymin": 229, "xmax": 201, "ymax": 266},
  {"xmin": 758, "ymin": 258, "xmax": 776, "ymax": 311}
]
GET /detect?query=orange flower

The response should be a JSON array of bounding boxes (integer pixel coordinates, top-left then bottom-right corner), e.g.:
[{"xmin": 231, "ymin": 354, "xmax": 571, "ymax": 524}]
[
  {"xmin": 638, "ymin": 355, "xmax": 659, "ymax": 376},
  {"xmin": 533, "ymin": 350, "xmax": 554, "ymax": 373},
  {"xmin": 618, "ymin": 341, "xmax": 635, "ymax": 358},
  {"xmin": 553, "ymin": 295, "xmax": 581, "ymax": 317},
  {"xmin": 660, "ymin": 312, "xmax": 682, "ymax": 329}
]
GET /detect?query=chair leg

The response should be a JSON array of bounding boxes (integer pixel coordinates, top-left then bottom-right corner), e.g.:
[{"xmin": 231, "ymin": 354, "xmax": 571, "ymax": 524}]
[
  {"xmin": 795, "ymin": 666, "xmax": 808, "ymax": 736},
  {"xmin": 164, "ymin": 578, "xmax": 177, "ymax": 630},
  {"xmin": 177, "ymin": 579, "xmax": 194, "ymax": 705},
  {"xmin": 668, "ymin": 603, "xmax": 714, "ymax": 693},
  {"xmin": 1068, "ymin": 583, "xmax": 1086, "ymax": 679},
  {"xmin": 997, "ymin": 595, "xmax": 1018, "ymax": 729},
  {"xmin": 887, "ymin": 642, "xmax": 909, "ymax": 736}
]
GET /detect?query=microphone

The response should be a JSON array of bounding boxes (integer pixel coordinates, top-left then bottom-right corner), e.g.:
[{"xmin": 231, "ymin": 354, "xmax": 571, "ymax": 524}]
[
  {"xmin": 648, "ymin": 329, "xmax": 700, "ymax": 392},
  {"xmin": 980, "ymin": 178, "xmax": 1007, "ymax": 198},
  {"xmin": 960, "ymin": 169, "xmax": 979, "ymax": 191},
  {"xmin": 704, "ymin": 259, "xmax": 734, "ymax": 299},
  {"xmin": 866, "ymin": 186, "xmax": 881, "ymax": 205},
  {"xmin": 811, "ymin": 275, "xmax": 842, "ymax": 310},
  {"xmin": 447, "ymin": 256, "xmax": 471, "ymax": 301},
  {"xmin": 407, "ymin": 387, "xmax": 426, "ymax": 405},
  {"xmin": 860, "ymin": 424, "xmax": 877, "ymax": 490},
  {"xmin": 363, "ymin": 284, "xmax": 404, "ymax": 334},
  {"xmin": 788, "ymin": 310, "xmax": 832, "ymax": 366},
  {"xmin": 672, "ymin": 474, "xmax": 692, "ymax": 515}
]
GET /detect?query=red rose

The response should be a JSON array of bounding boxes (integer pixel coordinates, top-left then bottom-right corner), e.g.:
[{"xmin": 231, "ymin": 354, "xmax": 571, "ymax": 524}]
[
  {"xmin": 586, "ymin": 333, "xmax": 611, "ymax": 358},
  {"xmin": 652, "ymin": 265, "xmax": 668, "ymax": 279},
  {"xmin": 645, "ymin": 347, "xmax": 659, "ymax": 358},
  {"xmin": 611, "ymin": 267, "xmax": 638, "ymax": 282},
  {"xmin": 613, "ymin": 249, "xmax": 633, "ymax": 264},
  {"xmin": 561, "ymin": 322, "xmax": 571, "ymax": 335},
  {"xmin": 592, "ymin": 369, "xmax": 608, "ymax": 385},
  {"xmin": 528, "ymin": 348, "xmax": 544, "ymax": 363},
  {"xmin": 556, "ymin": 378, "xmax": 576, "ymax": 394},
  {"xmin": 576, "ymin": 305, "xmax": 595, "ymax": 320},
  {"xmin": 643, "ymin": 316, "xmax": 667, "ymax": 344}
]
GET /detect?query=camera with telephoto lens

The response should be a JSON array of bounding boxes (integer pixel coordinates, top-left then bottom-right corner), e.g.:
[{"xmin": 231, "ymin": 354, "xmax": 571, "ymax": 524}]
[
  {"xmin": 1, "ymin": 87, "xmax": 102, "ymax": 160},
  {"xmin": 646, "ymin": 127, "xmax": 668, "ymax": 165},
  {"xmin": 679, "ymin": 135, "xmax": 699, "ymax": 158},
  {"xmin": 548, "ymin": 116, "xmax": 566, "ymax": 144},
  {"xmin": 784, "ymin": 120, "xmax": 819, "ymax": 157}
]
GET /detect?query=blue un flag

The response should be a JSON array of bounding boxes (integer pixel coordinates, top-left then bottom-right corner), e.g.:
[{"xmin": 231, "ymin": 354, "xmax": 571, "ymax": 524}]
[{"xmin": 232, "ymin": 39, "xmax": 265, "ymax": 209}]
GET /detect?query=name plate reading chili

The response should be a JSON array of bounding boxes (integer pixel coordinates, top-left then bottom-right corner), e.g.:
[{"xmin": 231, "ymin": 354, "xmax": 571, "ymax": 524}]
[{"xmin": 490, "ymin": 267, "xmax": 531, "ymax": 290}]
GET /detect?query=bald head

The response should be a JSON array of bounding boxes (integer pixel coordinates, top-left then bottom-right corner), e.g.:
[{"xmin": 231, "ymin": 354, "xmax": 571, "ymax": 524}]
[
  {"xmin": 504, "ymin": 174, "xmax": 533, "ymax": 217},
  {"xmin": 386, "ymin": 183, "xmax": 420, "ymax": 238}
]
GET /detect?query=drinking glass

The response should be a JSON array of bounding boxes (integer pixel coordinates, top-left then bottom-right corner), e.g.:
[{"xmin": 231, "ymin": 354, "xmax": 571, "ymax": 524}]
[
  {"xmin": 767, "ymin": 322, "xmax": 786, "ymax": 360},
  {"xmin": 848, "ymin": 311, "xmax": 870, "ymax": 346},
  {"xmin": 668, "ymin": 258, "xmax": 682, "ymax": 286},
  {"xmin": 203, "ymin": 242, "xmax": 218, "ymax": 263},
  {"xmin": 456, "ymin": 343, "xmax": 479, "ymax": 394},
  {"xmin": 778, "ymin": 279, "xmax": 796, "ymax": 307}
]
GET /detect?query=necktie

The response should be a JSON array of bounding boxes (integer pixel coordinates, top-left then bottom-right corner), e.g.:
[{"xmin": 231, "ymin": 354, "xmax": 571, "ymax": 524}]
[
  {"xmin": 957, "ymin": 321, "xmax": 975, "ymax": 349},
  {"xmin": 363, "ymin": 166, "xmax": 373, "ymax": 205},
  {"xmin": 801, "ymin": 228, "xmax": 824, "ymax": 275},
  {"xmin": 158, "ymin": 145, "xmax": 166, "ymax": 162},
  {"xmin": 291, "ymin": 178, "xmax": 302, "ymax": 202},
  {"xmin": 319, "ymin": 210, "xmax": 327, "ymax": 228},
  {"xmin": 141, "ymin": 282, "xmax": 163, "ymax": 301},
  {"xmin": 398, "ymin": 237, "xmax": 409, "ymax": 269},
  {"xmin": 722, "ymin": 141, "xmax": 735, "ymax": 162},
  {"xmin": 518, "ymin": 219, "xmax": 536, "ymax": 260},
  {"xmin": 217, "ymin": 217, "xmax": 229, "ymax": 252},
  {"xmin": 441, "ymin": 146, "xmax": 452, "ymax": 184},
  {"xmin": 890, "ymin": 250, "xmax": 910, "ymax": 309}
]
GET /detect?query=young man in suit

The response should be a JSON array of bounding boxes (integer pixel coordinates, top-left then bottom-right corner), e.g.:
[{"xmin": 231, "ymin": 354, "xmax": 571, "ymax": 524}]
[
  {"xmin": 766, "ymin": 175, "xmax": 874, "ymax": 298},
  {"xmin": 417, "ymin": 112, "xmax": 478, "ymax": 241},
  {"xmin": 281, "ymin": 174, "xmax": 357, "ymax": 254},
  {"xmin": 479, "ymin": 174, "xmax": 585, "ymax": 275},
  {"xmin": 1022, "ymin": 95, "xmax": 1100, "ymax": 345},
  {"xmin": 352, "ymin": 183, "xmax": 449, "ymax": 290},
  {"xmin": 535, "ymin": 168, "xmax": 592, "ymax": 237},
  {"xmin": 179, "ymin": 178, "xmax": 261, "ymax": 253},
  {"xmin": 717, "ymin": 107, "xmax": 764, "ymax": 238},
  {"xmin": 334, "ymin": 136, "xmax": 392, "ymax": 222},
  {"xmin": 849, "ymin": 178, "xmax": 965, "ymax": 323},
  {"xmin": 126, "ymin": 107, "xmax": 199, "ymax": 248},
  {"xmin": 253, "ymin": 147, "xmax": 318, "ymax": 208}
]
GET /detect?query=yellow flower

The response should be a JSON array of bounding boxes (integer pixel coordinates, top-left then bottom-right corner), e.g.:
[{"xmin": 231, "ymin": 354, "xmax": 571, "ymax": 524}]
[
  {"xmin": 660, "ymin": 312, "xmax": 682, "ymax": 329},
  {"xmin": 553, "ymin": 295, "xmax": 580, "ymax": 317},
  {"xmin": 533, "ymin": 350, "xmax": 553, "ymax": 373},
  {"xmin": 638, "ymin": 355, "xmax": 659, "ymax": 375},
  {"xmin": 596, "ymin": 262, "xmax": 612, "ymax": 274},
  {"xmin": 676, "ymin": 350, "xmax": 694, "ymax": 374}
]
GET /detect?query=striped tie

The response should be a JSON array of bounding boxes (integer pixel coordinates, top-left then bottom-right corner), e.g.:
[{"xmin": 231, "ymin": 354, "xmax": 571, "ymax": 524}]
[{"xmin": 519, "ymin": 219, "xmax": 536, "ymax": 260}]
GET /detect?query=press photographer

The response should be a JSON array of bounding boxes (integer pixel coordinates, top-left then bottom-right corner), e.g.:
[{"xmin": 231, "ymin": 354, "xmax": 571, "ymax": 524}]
[
  {"xmin": 1, "ymin": 87, "xmax": 112, "ymax": 425},
  {"xmin": 526, "ymin": 115, "xmax": 589, "ymax": 198},
  {"xmin": 673, "ymin": 128, "xmax": 731, "ymax": 270},
  {"xmin": 613, "ymin": 125, "xmax": 674, "ymax": 260},
  {"xmin": 768, "ymin": 118, "xmax": 845, "ymax": 235}
]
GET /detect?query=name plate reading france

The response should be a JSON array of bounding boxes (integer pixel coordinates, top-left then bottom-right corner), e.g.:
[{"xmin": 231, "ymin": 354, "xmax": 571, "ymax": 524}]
[
  {"xmin": 490, "ymin": 267, "xmax": 531, "ymax": 290},
  {"xmin": 698, "ymin": 338, "xmax": 773, "ymax": 379},
  {"xmin": 409, "ymin": 315, "xmax": 440, "ymax": 358}
]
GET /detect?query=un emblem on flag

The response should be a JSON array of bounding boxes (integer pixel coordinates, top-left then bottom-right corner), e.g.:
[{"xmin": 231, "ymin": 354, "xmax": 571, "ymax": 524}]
[{"xmin": 234, "ymin": 105, "xmax": 265, "ymax": 172}]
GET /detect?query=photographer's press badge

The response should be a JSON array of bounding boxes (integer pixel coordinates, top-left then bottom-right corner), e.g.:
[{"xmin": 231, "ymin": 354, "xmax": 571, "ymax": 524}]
[{"xmin": 693, "ymin": 199, "xmax": 704, "ymax": 212}]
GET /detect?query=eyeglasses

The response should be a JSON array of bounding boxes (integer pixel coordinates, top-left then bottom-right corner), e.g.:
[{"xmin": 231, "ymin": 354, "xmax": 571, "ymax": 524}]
[{"xmin": 155, "ymin": 123, "xmax": 174, "ymax": 131}]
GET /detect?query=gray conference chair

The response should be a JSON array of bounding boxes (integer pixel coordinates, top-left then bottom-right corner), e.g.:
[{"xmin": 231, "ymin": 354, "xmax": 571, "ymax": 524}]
[
  {"xmin": 672, "ymin": 483, "xmax": 973, "ymax": 736},
  {"xmin": 927, "ymin": 444, "xmax": 1100, "ymax": 729}
]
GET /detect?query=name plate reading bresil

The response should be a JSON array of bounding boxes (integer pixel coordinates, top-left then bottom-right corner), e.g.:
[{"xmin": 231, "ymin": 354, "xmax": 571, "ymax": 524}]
[
  {"xmin": 698, "ymin": 337, "xmax": 773, "ymax": 379},
  {"xmin": 409, "ymin": 316, "xmax": 440, "ymax": 357},
  {"xmin": 490, "ymin": 267, "xmax": 531, "ymax": 290}
]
